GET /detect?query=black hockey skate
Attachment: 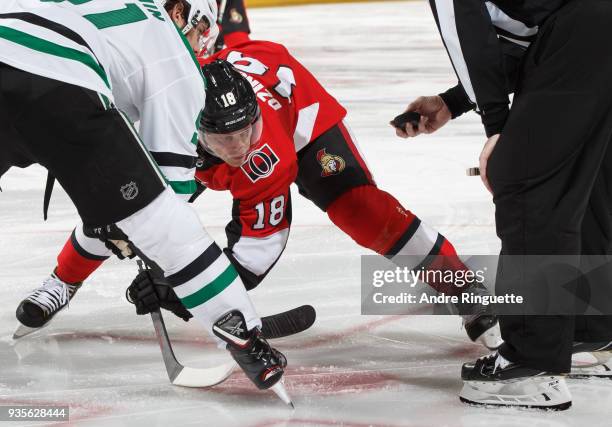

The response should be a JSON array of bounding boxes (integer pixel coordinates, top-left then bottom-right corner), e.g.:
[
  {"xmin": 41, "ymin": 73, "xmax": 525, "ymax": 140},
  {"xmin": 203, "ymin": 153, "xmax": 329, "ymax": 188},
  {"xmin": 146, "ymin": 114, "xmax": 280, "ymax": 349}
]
[
  {"xmin": 570, "ymin": 340, "xmax": 612, "ymax": 379},
  {"xmin": 213, "ymin": 310, "xmax": 293, "ymax": 406},
  {"xmin": 14, "ymin": 272, "xmax": 81, "ymax": 338},
  {"xmin": 460, "ymin": 353, "xmax": 572, "ymax": 410},
  {"xmin": 454, "ymin": 282, "xmax": 502, "ymax": 350}
]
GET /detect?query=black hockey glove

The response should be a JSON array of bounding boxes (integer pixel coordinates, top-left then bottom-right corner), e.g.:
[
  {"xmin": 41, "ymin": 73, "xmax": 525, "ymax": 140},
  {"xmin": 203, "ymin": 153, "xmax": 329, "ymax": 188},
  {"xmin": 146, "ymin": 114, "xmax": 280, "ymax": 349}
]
[
  {"xmin": 126, "ymin": 270, "xmax": 192, "ymax": 322},
  {"xmin": 82, "ymin": 224, "xmax": 136, "ymax": 260}
]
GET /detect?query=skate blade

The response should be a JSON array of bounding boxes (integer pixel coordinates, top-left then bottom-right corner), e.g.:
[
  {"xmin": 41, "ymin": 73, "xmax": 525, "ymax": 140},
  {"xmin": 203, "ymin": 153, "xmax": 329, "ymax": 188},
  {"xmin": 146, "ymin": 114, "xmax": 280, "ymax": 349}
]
[
  {"xmin": 459, "ymin": 377, "xmax": 572, "ymax": 411},
  {"xmin": 13, "ymin": 324, "xmax": 46, "ymax": 339},
  {"xmin": 567, "ymin": 373, "xmax": 612, "ymax": 379},
  {"xmin": 270, "ymin": 381, "xmax": 294, "ymax": 408},
  {"xmin": 459, "ymin": 395, "xmax": 572, "ymax": 411},
  {"xmin": 571, "ymin": 351, "xmax": 612, "ymax": 368},
  {"xmin": 568, "ymin": 363, "xmax": 612, "ymax": 379}
]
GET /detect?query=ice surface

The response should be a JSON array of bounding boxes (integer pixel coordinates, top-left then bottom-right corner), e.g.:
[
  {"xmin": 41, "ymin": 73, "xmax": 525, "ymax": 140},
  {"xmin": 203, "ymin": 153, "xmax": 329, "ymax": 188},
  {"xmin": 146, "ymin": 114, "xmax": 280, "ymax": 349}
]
[{"xmin": 1, "ymin": 1, "xmax": 610, "ymax": 426}]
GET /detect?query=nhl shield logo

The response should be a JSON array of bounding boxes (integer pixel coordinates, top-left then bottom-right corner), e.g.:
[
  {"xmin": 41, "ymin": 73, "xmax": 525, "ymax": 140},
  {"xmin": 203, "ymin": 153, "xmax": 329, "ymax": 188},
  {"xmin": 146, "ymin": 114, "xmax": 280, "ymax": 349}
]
[
  {"xmin": 120, "ymin": 181, "xmax": 139, "ymax": 200},
  {"xmin": 241, "ymin": 144, "xmax": 279, "ymax": 183},
  {"xmin": 316, "ymin": 148, "xmax": 346, "ymax": 177}
]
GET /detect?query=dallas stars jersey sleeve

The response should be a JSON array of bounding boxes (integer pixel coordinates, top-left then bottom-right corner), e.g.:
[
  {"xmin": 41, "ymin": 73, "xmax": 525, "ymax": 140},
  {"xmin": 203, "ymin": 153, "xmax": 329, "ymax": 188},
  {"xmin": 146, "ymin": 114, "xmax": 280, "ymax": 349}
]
[
  {"xmin": 134, "ymin": 57, "xmax": 204, "ymax": 198},
  {"xmin": 78, "ymin": 0, "xmax": 205, "ymax": 199},
  {"xmin": 0, "ymin": 0, "xmax": 115, "ymax": 100},
  {"xmin": 0, "ymin": 0, "xmax": 205, "ymax": 199},
  {"xmin": 203, "ymin": 40, "xmax": 347, "ymax": 152}
]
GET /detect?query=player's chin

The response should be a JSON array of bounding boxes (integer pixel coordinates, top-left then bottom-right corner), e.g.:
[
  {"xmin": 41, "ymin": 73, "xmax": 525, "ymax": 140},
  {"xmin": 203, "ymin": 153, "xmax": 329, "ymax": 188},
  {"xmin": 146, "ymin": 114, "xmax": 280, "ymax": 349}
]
[{"xmin": 226, "ymin": 155, "xmax": 247, "ymax": 167}]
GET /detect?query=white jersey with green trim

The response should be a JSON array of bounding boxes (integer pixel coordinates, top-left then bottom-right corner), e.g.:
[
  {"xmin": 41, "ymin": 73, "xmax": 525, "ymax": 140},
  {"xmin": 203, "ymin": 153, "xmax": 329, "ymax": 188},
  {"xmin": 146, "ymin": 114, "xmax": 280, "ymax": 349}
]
[{"xmin": 0, "ymin": 0, "xmax": 205, "ymax": 197}]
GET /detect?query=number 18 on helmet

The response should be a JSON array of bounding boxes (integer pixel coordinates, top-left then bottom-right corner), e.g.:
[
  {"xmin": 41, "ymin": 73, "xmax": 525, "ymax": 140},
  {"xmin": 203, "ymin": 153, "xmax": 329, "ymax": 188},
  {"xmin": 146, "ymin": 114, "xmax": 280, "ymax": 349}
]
[{"xmin": 199, "ymin": 60, "xmax": 263, "ymax": 166}]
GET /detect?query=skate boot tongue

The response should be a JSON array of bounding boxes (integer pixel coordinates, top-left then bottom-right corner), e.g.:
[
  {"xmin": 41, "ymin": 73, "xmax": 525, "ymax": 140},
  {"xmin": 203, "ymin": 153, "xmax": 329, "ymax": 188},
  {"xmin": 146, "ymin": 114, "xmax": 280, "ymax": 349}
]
[
  {"xmin": 454, "ymin": 282, "xmax": 503, "ymax": 350},
  {"xmin": 213, "ymin": 311, "xmax": 287, "ymax": 391},
  {"xmin": 213, "ymin": 310, "xmax": 252, "ymax": 349}
]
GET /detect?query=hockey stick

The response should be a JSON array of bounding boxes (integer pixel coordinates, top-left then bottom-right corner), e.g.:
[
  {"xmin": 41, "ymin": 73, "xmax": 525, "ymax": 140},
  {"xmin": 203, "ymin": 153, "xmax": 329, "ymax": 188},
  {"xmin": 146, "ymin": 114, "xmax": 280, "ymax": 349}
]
[
  {"xmin": 151, "ymin": 308, "xmax": 236, "ymax": 387},
  {"xmin": 15, "ymin": 244, "xmax": 316, "ymax": 342},
  {"xmin": 261, "ymin": 304, "xmax": 316, "ymax": 339},
  {"xmin": 147, "ymin": 281, "xmax": 316, "ymax": 390},
  {"xmin": 14, "ymin": 301, "xmax": 317, "ymax": 341},
  {"xmin": 124, "ymin": 239, "xmax": 316, "ymax": 339},
  {"xmin": 144, "ymin": 263, "xmax": 314, "ymax": 385},
  {"xmin": 132, "ymin": 260, "xmax": 236, "ymax": 387}
]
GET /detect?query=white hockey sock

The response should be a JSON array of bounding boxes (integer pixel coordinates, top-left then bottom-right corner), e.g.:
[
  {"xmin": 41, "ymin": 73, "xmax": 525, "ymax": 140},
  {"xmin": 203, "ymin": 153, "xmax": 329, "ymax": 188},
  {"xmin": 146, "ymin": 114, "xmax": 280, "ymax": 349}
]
[
  {"xmin": 74, "ymin": 223, "xmax": 113, "ymax": 258},
  {"xmin": 117, "ymin": 188, "xmax": 261, "ymax": 346}
]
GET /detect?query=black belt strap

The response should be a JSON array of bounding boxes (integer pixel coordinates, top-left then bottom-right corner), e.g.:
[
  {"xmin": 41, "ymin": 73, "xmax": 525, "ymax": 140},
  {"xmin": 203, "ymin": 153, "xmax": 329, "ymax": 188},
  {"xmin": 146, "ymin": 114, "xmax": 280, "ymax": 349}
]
[{"xmin": 43, "ymin": 172, "xmax": 55, "ymax": 220}]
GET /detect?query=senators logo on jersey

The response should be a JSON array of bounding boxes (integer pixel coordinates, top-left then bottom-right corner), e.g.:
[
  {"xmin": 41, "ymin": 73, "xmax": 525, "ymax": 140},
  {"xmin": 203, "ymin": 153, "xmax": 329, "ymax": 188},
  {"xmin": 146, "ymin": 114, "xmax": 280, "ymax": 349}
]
[
  {"xmin": 317, "ymin": 148, "xmax": 345, "ymax": 177},
  {"xmin": 229, "ymin": 8, "xmax": 243, "ymax": 24},
  {"xmin": 241, "ymin": 144, "xmax": 280, "ymax": 182}
]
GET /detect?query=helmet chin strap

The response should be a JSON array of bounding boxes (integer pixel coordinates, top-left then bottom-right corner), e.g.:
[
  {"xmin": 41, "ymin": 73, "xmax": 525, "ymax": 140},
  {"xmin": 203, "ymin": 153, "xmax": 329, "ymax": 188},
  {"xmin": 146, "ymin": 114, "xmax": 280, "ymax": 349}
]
[
  {"xmin": 181, "ymin": 9, "xmax": 200, "ymax": 35},
  {"xmin": 200, "ymin": 24, "xmax": 219, "ymax": 55},
  {"xmin": 181, "ymin": 12, "xmax": 219, "ymax": 56}
]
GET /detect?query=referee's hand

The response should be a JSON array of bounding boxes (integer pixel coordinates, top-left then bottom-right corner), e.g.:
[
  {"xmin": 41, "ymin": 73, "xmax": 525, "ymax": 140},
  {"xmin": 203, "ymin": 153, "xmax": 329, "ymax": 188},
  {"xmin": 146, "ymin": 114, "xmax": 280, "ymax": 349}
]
[
  {"xmin": 479, "ymin": 134, "xmax": 500, "ymax": 195},
  {"xmin": 393, "ymin": 96, "xmax": 451, "ymax": 138}
]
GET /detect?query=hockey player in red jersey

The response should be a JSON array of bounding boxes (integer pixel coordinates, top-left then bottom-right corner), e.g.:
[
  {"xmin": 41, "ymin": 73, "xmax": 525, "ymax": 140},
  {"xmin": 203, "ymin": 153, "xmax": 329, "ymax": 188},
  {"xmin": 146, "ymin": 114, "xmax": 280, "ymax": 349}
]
[
  {"xmin": 15, "ymin": 40, "xmax": 501, "ymax": 350},
  {"xmin": 194, "ymin": 45, "xmax": 501, "ymax": 349}
]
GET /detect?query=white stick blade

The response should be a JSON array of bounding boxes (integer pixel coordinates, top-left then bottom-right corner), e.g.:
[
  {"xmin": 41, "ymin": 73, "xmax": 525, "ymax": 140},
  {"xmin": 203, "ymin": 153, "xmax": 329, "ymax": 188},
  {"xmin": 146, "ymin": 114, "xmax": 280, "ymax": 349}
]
[{"xmin": 171, "ymin": 361, "xmax": 236, "ymax": 387}]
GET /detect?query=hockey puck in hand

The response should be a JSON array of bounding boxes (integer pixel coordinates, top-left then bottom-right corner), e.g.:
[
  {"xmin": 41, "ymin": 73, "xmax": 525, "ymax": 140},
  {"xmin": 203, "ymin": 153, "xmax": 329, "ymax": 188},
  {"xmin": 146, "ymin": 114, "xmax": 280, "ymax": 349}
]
[
  {"xmin": 466, "ymin": 167, "xmax": 480, "ymax": 176},
  {"xmin": 391, "ymin": 111, "xmax": 421, "ymax": 132}
]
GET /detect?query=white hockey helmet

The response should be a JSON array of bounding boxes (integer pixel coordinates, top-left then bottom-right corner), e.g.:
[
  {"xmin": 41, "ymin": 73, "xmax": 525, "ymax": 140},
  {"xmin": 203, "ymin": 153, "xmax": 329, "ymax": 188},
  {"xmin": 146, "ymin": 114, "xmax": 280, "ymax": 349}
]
[{"xmin": 167, "ymin": 0, "xmax": 219, "ymax": 54}]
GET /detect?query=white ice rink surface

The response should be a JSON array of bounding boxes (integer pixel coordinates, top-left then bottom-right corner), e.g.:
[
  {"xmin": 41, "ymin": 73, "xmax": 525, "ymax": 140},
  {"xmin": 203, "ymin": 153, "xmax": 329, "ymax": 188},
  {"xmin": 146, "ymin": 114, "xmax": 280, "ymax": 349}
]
[{"xmin": 1, "ymin": 1, "xmax": 611, "ymax": 426}]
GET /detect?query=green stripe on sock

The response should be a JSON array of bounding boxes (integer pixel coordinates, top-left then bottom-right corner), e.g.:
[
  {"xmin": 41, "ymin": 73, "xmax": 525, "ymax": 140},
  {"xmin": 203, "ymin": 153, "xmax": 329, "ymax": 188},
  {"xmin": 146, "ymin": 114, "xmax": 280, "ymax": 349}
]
[
  {"xmin": 169, "ymin": 180, "xmax": 196, "ymax": 195},
  {"xmin": 180, "ymin": 265, "xmax": 239, "ymax": 309},
  {"xmin": 0, "ymin": 25, "xmax": 110, "ymax": 89}
]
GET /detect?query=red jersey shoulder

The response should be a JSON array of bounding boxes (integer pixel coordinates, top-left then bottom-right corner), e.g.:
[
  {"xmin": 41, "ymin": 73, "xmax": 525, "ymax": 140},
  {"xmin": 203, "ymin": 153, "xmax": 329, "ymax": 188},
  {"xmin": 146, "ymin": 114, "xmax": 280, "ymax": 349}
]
[{"xmin": 202, "ymin": 40, "xmax": 346, "ymax": 142}]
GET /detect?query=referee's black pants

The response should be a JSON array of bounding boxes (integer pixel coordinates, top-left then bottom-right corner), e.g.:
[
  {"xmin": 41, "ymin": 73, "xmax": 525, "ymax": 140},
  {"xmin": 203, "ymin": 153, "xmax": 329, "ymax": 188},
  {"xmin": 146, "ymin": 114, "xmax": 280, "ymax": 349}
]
[{"xmin": 488, "ymin": 0, "xmax": 612, "ymax": 373}]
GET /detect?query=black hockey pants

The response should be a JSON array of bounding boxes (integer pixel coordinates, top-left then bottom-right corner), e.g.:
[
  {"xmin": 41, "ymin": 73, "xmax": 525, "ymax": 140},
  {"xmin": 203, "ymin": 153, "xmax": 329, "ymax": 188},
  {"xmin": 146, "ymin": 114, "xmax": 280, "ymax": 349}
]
[{"xmin": 0, "ymin": 64, "xmax": 165, "ymax": 226}]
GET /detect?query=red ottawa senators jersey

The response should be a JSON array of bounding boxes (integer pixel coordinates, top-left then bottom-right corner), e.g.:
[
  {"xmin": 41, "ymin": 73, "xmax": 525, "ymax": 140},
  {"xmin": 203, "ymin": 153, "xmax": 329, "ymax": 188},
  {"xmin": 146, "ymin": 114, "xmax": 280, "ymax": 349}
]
[{"xmin": 196, "ymin": 40, "xmax": 346, "ymax": 284}]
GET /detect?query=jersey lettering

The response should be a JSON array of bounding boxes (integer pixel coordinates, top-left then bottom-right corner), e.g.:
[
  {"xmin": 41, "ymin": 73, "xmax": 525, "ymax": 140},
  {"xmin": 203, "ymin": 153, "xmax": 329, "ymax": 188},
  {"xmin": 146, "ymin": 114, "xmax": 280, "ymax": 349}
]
[
  {"xmin": 138, "ymin": 0, "xmax": 165, "ymax": 21},
  {"xmin": 226, "ymin": 51, "xmax": 268, "ymax": 75},
  {"xmin": 84, "ymin": 4, "xmax": 147, "ymax": 29},
  {"xmin": 273, "ymin": 66, "xmax": 296, "ymax": 100},
  {"xmin": 226, "ymin": 51, "xmax": 296, "ymax": 108},
  {"xmin": 40, "ymin": 1, "xmax": 155, "ymax": 28},
  {"xmin": 243, "ymin": 74, "xmax": 282, "ymax": 111}
]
